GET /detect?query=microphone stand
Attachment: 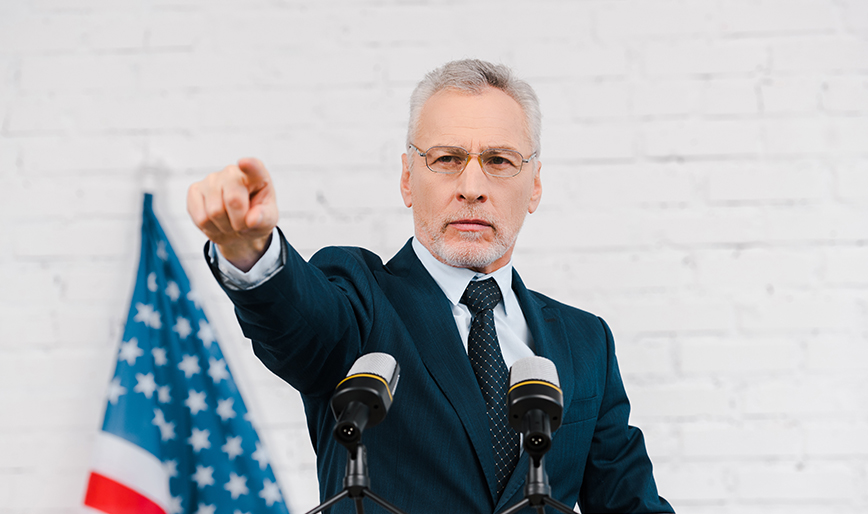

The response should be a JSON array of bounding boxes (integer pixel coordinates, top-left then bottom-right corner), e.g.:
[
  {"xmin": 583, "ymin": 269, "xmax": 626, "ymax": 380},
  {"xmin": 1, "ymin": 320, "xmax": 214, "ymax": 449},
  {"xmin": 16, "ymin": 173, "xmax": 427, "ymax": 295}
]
[
  {"xmin": 303, "ymin": 444, "xmax": 408, "ymax": 514},
  {"xmin": 499, "ymin": 455, "xmax": 577, "ymax": 514}
]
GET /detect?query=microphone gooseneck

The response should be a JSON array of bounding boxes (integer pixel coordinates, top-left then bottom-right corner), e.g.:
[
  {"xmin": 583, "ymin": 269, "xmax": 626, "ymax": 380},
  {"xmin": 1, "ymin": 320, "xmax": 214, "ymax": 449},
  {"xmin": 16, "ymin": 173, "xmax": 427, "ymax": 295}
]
[
  {"xmin": 308, "ymin": 353, "xmax": 408, "ymax": 514},
  {"xmin": 500, "ymin": 357, "xmax": 579, "ymax": 514}
]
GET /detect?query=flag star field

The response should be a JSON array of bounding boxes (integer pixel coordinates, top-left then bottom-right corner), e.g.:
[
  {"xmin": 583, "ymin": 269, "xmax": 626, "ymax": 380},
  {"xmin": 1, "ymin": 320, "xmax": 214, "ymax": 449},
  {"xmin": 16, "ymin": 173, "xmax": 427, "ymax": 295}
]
[{"xmin": 84, "ymin": 193, "xmax": 291, "ymax": 514}]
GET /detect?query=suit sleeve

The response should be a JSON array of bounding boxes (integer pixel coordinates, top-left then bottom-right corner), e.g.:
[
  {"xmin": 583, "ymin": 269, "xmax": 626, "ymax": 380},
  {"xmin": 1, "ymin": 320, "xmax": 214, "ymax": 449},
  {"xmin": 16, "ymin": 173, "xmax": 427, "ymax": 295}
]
[
  {"xmin": 577, "ymin": 318, "xmax": 675, "ymax": 513},
  {"xmin": 205, "ymin": 228, "xmax": 378, "ymax": 398}
]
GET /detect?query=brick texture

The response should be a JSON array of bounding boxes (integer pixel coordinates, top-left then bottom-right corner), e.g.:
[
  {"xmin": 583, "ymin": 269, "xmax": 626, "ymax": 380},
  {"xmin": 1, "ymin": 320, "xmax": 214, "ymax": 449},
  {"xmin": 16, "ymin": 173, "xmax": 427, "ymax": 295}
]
[{"xmin": 1, "ymin": 1, "xmax": 866, "ymax": 513}]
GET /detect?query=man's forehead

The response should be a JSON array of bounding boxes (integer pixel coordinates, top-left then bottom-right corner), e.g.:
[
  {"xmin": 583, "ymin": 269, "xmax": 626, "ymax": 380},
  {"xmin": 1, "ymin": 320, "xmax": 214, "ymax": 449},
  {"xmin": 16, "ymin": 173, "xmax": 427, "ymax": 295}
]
[
  {"xmin": 425, "ymin": 138, "xmax": 523, "ymax": 152},
  {"xmin": 417, "ymin": 88, "xmax": 532, "ymax": 149}
]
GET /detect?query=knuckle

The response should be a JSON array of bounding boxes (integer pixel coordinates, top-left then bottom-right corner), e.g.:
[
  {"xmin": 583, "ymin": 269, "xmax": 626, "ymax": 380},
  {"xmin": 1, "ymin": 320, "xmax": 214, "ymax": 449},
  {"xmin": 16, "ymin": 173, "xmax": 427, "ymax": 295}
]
[
  {"xmin": 204, "ymin": 202, "xmax": 226, "ymax": 222},
  {"xmin": 204, "ymin": 167, "xmax": 235, "ymax": 187},
  {"xmin": 224, "ymin": 192, "xmax": 246, "ymax": 211},
  {"xmin": 190, "ymin": 209, "xmax": 209, "ymax": 229},
  {"xmin": 221, "ymin": 165, "xmax": 242, "ymax": 180}
]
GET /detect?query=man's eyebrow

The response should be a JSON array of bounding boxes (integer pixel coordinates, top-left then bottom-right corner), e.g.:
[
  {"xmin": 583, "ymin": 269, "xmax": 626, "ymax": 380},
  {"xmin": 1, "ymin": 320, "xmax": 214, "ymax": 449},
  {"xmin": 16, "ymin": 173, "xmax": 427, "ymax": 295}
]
[
  {"xmin": 432, "ymin": 142, "xmax": 524, "ymax": 152},
  {"xmin": 482, "ymin": 144, "xmax": 521, "ymax": 152}
]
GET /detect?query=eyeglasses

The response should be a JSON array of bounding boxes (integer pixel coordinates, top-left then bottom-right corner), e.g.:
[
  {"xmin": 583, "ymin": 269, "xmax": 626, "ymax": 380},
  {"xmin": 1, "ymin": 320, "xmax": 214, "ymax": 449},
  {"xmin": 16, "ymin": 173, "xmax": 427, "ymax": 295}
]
[{"xmin": 408, "ymin": 143, "xmax": 536, "ymax": 178}]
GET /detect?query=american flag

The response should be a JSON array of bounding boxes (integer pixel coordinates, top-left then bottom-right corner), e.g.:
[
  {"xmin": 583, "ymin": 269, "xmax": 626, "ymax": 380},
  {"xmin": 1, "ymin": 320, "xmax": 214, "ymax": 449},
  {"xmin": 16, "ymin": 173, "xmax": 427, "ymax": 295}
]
[{"xmin": 84, "ymin": 193, "xmax": 291, "ymax": 514}]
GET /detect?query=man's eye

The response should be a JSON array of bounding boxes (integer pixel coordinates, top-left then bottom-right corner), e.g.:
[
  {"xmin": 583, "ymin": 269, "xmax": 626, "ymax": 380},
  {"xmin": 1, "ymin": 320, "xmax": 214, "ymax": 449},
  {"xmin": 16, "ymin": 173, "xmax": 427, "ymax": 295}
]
[
  {"xmin": 485, "ymin": 154, "xmax": 519, "ymax": 167},
  {"xmin": 435, "ymin": 155, "xmax": 462, "ymax": 164}
]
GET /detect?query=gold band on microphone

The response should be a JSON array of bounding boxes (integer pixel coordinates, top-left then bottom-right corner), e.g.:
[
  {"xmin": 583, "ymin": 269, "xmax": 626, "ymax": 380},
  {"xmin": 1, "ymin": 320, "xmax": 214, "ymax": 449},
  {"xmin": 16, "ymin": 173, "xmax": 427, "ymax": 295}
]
[
  {"xmin": 336, "ymin": 373, "xmax": 393, "ymax": 401},
  {"xmin": 508, "ymin": 380, "xmax": 562, "ymax": 395}
]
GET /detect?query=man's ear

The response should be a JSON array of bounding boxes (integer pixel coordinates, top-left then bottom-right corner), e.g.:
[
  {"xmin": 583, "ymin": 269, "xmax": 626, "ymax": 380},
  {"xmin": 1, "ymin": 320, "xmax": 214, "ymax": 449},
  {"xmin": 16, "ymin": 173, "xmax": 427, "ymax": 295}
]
[
  {"xmin": 400, "ymin": 153, "xmax": 413, "ymax": 208},
  {"xmin": 527, "ymin": 160, "xmax": 542, "ymax": 214}
]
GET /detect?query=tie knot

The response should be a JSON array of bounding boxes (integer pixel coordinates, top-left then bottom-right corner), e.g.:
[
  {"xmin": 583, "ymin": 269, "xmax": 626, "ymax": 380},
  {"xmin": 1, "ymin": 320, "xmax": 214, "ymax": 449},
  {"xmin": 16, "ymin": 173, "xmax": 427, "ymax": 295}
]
[{"xmin": 461, "ymin": 278, "xmax": 503, "ymax": 315}]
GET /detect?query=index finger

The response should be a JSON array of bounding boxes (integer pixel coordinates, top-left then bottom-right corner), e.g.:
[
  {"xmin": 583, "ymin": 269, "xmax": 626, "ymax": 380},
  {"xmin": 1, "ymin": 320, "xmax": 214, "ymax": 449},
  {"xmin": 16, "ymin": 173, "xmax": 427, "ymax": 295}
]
[{"xmin": 237, "ymin": 157, "xmax": 271, "ymax": 193}]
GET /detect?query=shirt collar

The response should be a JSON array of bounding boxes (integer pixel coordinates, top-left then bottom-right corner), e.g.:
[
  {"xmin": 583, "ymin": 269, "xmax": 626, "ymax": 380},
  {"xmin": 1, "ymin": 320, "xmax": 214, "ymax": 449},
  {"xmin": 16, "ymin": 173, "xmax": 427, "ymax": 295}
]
[{"xmin": 411, "ymin": 237, "xmax": 515, "ymax": 314}]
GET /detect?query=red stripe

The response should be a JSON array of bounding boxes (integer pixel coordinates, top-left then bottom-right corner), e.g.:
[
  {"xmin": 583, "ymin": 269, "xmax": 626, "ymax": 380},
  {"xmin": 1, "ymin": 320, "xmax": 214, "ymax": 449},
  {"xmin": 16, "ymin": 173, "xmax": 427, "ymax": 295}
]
[{"xmin": 84, "ymin": 472, "xmax": 167, "ymax": 514}]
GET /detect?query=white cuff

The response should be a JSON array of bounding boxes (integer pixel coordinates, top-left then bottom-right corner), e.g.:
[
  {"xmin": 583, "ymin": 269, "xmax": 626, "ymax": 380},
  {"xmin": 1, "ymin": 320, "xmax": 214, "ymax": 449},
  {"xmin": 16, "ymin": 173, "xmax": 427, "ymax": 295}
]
[{"xmin": 210, "ymin": 228, "xmax": 283, "ymax": 290}]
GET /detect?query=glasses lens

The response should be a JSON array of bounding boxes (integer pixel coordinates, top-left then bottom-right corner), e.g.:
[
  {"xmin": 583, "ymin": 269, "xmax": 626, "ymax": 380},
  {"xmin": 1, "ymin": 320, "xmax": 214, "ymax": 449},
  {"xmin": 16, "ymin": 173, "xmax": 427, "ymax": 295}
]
[
  {"xmin": 425, "ymin": 147, "xmax": 469, "ymax": 174},
  {"xmin": 481, "ymin": 149, "xmax": 523, "ymax": 177}
]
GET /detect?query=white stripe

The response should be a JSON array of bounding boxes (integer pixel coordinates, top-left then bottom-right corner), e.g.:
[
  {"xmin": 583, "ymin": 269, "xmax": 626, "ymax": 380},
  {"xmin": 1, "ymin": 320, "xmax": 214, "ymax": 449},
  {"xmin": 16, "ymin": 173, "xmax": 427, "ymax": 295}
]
[{"xmin": 89, "ymin": 431, "xmax": 171, "ymax": 510}]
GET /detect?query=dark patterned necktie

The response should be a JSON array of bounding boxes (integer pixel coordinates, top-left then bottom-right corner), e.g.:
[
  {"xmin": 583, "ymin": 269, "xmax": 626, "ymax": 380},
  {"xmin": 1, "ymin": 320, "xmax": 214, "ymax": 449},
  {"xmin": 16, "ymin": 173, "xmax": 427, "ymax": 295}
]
[{"xmin": 461, "ymin": 278, "xmax": 520, "ymax": 498}]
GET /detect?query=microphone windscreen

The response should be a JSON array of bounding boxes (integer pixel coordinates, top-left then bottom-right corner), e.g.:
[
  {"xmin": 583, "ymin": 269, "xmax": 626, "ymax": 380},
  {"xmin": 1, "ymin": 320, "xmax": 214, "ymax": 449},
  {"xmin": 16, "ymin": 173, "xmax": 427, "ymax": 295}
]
[
  {"xmin": 346, "ymin": 352, "xmax": 398, "ymax": 387},
  {"xmin": 509, "ymin": 356, "xmax": 560, "ymax": 389}
]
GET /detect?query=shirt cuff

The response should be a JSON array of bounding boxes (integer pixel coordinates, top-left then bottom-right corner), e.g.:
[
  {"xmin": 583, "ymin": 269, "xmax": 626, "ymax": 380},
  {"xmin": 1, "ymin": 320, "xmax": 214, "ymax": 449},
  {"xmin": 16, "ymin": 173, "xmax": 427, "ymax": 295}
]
[{"xmin": 209, "ymin": 228, "xmax": 283, "ymax": 290}]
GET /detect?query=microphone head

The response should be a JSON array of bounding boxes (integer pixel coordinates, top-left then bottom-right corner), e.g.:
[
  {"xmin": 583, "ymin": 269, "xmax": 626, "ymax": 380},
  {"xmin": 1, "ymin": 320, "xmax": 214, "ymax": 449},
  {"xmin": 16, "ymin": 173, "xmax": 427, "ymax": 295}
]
[
  {"xmin": 346, "ymin": 352, "xmax": 400, "ymax": 396},
  {"xmin": 508, "ymin": 356, "xmax": 564, "ymax": 434},
  {"xmin": 509, "ymin": 356, "xmax": 561, "ymax": 389},
  {"xmin": 330, "ymin": 353, "xmax": 401, "ymax": 448}
]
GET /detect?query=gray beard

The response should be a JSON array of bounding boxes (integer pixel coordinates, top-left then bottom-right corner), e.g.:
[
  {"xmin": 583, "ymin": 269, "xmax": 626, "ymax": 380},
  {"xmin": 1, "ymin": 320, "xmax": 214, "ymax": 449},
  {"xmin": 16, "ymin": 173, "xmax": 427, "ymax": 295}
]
[
  {"xmin": 419, "ymin": 213, "xmax": 521, "ymax": 270},
  {"xmin": 430, "ymin": 232, "xmax": 509, "ymax": 269}
]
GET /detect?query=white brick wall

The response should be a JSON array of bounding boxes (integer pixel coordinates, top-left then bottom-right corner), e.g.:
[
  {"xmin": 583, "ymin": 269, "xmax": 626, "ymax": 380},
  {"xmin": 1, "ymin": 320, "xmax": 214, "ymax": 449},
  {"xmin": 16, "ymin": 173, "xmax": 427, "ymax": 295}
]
[{"xmin": 1, "ymin": 0, "xmax": 866, "ymax": 512}]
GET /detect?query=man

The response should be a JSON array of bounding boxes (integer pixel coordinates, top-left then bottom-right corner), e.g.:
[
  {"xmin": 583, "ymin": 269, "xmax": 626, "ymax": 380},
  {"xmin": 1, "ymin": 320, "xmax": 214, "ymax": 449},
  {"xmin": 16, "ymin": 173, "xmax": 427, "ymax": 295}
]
[{"xmin": 188, "ymin": 59, "xmax": 673, "ymax": 513}]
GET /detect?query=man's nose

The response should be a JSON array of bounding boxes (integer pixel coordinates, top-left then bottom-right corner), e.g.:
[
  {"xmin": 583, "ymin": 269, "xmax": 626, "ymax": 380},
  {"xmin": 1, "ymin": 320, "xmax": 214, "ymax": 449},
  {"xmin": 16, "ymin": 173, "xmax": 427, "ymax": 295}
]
[{"xmin": 456, "ymin": 157, "xmax": 488, "ymax": 203}]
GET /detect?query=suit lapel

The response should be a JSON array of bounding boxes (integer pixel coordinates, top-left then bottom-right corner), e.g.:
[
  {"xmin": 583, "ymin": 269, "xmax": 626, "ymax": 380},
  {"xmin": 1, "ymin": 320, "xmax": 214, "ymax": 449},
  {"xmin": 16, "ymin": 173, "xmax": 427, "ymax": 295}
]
[
  {"xmin": 511, "ymin": 270, "xmax": 575, "ymax": 413},
  {"xmin": 385, "ymin": 241, "xmax": 500, "ymax": 502},
  {"xmin": 386, "ymin": 243, "xmax": 577, "ymax": 509},
  {"xmin": 494, "ymin": 269, "xmax": 576, "ymax": 512}
]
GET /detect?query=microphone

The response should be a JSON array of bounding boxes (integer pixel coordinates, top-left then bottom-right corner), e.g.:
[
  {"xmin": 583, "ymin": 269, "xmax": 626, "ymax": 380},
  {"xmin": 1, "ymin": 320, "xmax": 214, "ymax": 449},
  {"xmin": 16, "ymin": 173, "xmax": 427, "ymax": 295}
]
[
  {"xmin": 507, "ymin": 356, "xmax": 563, "ymax": 464},
  {"xmin": 330, "ymin": 353, "xmax": 401, "ymax": 450}
]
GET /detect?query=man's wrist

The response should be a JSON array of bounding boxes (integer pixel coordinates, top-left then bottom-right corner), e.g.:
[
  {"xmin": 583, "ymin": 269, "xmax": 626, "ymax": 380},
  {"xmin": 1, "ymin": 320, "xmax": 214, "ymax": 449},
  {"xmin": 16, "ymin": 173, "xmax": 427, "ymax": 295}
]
[
  {"xmin": 216, "ymin": 233, "xmax": 272, "ymax": 272},
  {"xmin": 210, "ymin": 227, "xmax": 284, "ymax": 291}
]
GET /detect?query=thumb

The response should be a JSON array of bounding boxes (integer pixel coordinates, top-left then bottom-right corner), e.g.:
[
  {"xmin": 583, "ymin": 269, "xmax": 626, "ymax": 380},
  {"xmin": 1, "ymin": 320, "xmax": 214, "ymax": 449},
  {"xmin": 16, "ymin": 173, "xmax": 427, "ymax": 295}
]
[{"xmin": 245, "ymin": 203, "xmax": 265, "ymax": 229}]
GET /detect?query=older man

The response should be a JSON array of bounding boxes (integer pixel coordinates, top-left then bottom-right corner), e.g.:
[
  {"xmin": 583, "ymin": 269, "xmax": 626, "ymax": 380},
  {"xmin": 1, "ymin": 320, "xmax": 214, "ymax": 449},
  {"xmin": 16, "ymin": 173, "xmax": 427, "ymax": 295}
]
[{"xmin": 188, "ymin": 59, "xmax": 673, "ymax": 513}]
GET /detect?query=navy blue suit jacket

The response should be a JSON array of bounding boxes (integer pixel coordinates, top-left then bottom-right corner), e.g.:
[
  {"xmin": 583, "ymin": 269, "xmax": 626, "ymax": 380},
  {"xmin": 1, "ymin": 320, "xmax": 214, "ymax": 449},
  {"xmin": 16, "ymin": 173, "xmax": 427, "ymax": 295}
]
[{"xmin": 210, "ymin": 232, "xmax": 673, "ymax": 513}]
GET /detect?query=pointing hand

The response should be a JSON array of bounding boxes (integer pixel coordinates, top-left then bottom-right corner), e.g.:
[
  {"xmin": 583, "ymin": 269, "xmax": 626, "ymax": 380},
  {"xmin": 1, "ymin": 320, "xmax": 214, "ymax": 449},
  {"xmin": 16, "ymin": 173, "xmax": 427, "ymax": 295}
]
[{"xmin": 187, "ymin": 157, "xmax": 278, "ymax": 271}]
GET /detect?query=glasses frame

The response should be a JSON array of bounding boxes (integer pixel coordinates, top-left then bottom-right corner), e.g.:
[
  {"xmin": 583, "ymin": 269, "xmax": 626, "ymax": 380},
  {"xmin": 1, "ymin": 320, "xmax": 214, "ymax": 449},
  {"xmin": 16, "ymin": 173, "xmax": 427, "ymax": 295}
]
[{"xmin": 408, "ymin": 143, "xmax": 537, "ymax": 178}]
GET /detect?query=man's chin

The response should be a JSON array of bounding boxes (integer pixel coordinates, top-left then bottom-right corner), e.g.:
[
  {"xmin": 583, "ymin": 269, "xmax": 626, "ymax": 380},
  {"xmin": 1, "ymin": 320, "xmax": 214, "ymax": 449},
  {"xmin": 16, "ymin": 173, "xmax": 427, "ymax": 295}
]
[{"xmin": 432, "ymin": 239, "xmax": 505, "ymax": 270}]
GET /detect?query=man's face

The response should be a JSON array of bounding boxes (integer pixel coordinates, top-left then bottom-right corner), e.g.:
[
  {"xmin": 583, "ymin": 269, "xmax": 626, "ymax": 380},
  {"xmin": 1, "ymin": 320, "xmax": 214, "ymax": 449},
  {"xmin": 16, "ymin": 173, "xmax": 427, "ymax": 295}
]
[{"xmin": 400, "ymin": 87, "xmax": 542, "ymax": 274}]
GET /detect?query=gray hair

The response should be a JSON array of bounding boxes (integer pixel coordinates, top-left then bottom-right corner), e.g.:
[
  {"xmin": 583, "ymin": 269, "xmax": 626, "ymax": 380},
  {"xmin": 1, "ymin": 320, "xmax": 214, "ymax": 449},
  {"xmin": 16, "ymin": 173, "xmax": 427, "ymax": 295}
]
[{"xmin": 406, "ymin": 59, "xmax": 541, "ymax": 156}]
